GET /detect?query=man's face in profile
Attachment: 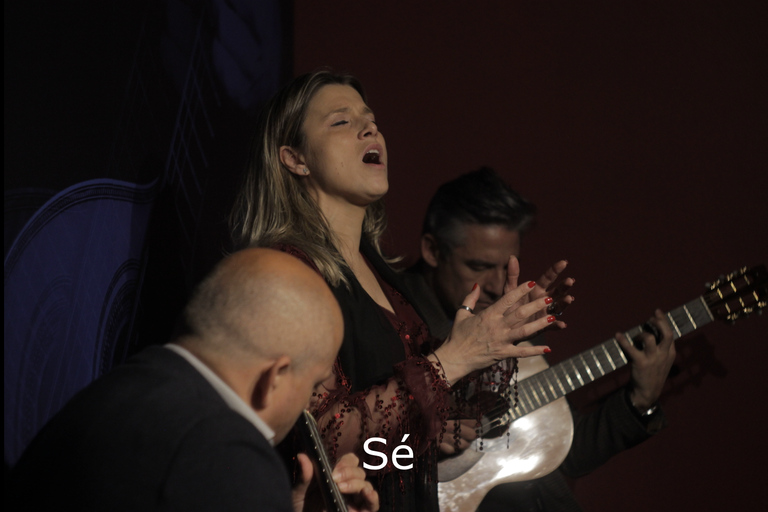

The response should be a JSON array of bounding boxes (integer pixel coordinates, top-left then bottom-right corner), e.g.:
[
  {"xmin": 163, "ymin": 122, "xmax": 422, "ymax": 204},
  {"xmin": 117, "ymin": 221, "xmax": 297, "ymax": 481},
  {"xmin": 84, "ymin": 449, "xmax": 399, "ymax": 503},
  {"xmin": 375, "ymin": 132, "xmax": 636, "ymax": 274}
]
[{"xmin": 427, "ymin": 223, "xmax": 521, "ymax": 315}]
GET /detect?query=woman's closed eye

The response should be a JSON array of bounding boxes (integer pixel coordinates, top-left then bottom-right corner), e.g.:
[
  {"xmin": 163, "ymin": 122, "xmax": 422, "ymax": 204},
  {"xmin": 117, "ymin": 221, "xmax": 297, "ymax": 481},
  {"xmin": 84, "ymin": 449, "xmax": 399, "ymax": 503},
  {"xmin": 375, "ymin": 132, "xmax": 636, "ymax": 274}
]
[{"xmin": 331, "ymin": 119, "xmax": 349, "ymax": 127}]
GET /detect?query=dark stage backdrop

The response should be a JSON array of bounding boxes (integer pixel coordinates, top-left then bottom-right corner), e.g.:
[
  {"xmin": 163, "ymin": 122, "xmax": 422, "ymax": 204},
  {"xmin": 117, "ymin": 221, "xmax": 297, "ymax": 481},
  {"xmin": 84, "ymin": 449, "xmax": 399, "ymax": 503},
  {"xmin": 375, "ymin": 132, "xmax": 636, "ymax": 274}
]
[{"xmin": 293, "ymin": 1, "xmax": 767, "ymax": 511}]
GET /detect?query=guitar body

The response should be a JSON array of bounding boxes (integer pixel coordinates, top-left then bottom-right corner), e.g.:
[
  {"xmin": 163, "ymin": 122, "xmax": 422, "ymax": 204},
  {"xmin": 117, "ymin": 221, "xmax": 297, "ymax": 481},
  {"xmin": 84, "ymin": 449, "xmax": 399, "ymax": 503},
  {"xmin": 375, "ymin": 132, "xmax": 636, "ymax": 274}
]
[{"xmin": 438, "ymin": 345, "xmax": 574, "ymax": 512}]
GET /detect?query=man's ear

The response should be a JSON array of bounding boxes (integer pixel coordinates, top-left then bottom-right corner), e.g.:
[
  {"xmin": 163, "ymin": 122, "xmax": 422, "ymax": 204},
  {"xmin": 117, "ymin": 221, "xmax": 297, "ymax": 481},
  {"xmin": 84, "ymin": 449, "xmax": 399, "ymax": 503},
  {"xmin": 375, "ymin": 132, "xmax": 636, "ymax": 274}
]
[
  {"xmin": 252, "ymin": 355, "xmax": 292, "ymax": 411},
  {"xmin": 279, "ymin": 146, "xmax": 308, "ymax": 177},
  {"xmin": 421, "ymin": 234, "xmax": 441, "ymax": 268}
]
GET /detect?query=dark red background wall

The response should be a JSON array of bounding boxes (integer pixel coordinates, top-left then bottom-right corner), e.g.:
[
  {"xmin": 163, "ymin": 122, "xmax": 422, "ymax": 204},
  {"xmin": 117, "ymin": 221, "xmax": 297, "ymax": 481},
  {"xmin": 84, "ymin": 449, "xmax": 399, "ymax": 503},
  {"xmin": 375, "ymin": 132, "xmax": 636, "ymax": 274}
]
[{"xmin": 293, "ymin": 1, "xmax": 767, "ymax": 510}]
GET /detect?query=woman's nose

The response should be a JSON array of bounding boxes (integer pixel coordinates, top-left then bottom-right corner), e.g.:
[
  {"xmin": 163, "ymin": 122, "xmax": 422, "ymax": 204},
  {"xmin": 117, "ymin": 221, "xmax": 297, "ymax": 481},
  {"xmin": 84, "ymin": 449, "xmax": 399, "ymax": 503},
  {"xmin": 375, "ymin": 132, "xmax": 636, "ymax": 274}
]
[{"xmin": 359, "ymin": 118, "xmax": 378, "ymax": 138}]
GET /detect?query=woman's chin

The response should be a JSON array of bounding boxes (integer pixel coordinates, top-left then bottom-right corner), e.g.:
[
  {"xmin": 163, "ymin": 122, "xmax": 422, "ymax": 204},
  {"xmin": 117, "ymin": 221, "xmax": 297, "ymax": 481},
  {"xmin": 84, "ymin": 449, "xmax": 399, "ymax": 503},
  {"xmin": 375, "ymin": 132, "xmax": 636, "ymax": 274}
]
[{"xmin": 364, "ymin": 180, "xmax": 389, "ymax": 202}]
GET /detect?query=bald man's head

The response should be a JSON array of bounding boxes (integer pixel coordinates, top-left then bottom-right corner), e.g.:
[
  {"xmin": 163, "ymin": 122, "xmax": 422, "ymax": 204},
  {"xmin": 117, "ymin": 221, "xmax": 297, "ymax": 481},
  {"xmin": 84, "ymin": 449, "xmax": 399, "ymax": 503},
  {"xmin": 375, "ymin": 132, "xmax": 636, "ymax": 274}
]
[
  {"xmin": 175, "ymin": 249, "xmax": 343, "ymax": 441},
  {"xmin": 179, "ymin": 248, "xmax": 341, "ymax": 369}
]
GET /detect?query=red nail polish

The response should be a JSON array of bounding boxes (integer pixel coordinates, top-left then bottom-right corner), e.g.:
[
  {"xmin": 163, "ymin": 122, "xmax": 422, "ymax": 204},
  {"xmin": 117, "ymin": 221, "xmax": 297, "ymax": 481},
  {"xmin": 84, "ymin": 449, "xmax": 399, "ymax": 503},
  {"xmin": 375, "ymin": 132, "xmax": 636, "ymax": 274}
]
[
  {"xmin": 528, "ymin": 281, "xmax": 536, "ymax": 288},
  {"xmin": 543, "ymin": 347, "xmax": 552, "ymax": 354},
  {"xmin": 545, "ymin": 297, "xmax": 554, "ymax": 304},
  {"xmin": 547, "ymin": 315, "xmax": 556, "ymax": 323},
  {"xmin": 472, "ymin": 283, "xmax": 478, "ymax": 291}
]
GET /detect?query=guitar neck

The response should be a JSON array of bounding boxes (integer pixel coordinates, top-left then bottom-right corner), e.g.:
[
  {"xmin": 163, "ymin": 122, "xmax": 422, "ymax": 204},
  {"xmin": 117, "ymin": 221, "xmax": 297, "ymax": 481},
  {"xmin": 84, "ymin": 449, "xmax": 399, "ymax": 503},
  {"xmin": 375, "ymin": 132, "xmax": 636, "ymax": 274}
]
[
  {"xmin": 508, "ymin": 296, "xmax": 714, "ymax": 421},
  {"xmin": 295, "ymin": 410, "xmax": 349, "ymax": 512}
]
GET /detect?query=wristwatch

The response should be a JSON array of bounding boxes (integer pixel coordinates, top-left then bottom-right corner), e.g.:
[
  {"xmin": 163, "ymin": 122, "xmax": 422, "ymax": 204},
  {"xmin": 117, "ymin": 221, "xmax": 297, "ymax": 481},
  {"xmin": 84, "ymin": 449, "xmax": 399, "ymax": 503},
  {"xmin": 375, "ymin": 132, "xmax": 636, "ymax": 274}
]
[
  {"xmin": 626, "ymin": 388, "xmax": 659, "ymax": 418},
  {"xmin": 637, "ymin": 403, "xmax": 659, "ymax": 417}
]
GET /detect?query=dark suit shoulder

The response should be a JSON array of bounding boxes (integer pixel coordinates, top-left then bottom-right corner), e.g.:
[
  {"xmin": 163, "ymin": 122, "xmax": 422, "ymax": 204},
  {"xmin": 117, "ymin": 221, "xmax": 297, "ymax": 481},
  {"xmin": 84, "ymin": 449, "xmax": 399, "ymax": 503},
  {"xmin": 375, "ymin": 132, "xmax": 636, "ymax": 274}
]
[
  {"xmin": 8, "ymin": 346, "xmax": 292, "ymax": 511},
  {"xmin": 160, "ymin": 413, "xmax": 293, "ymax": 511}
]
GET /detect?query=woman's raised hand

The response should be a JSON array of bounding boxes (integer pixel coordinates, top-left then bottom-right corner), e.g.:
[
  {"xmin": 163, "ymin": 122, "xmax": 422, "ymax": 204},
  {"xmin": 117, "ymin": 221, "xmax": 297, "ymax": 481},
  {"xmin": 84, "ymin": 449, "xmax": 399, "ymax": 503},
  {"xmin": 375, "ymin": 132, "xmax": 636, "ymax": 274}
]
[
  {"xmin": 431, "ymin": 257, "xmax": 568, "ymax": 385},
  {"xmin": 504, "ymin": 255, "xmax": 575, "ymax": 323}
]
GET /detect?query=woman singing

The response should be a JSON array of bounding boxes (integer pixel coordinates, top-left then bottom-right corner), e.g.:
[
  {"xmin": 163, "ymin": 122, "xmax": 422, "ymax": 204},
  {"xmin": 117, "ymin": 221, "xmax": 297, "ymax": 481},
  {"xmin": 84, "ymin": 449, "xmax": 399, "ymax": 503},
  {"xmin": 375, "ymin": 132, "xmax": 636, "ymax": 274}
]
[{"xmin": 231, "ymin": 70, "xmax": 565, "ymax": 512}]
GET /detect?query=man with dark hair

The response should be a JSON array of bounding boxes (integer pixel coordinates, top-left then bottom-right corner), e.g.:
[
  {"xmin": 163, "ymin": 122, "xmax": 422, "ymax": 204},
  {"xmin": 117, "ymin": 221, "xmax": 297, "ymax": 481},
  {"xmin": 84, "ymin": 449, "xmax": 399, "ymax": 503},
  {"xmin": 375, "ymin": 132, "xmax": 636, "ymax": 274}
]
[
  {"xmin": 401, "ymin": 168, "xmax": 675, "ymax": 512},
  {"xmin": 8, "ymin": 248, "xmax": 378, "ymax": 512},
  {"xmin": 413, "ymin": 167, "xmax": 538, "ymax": 340}
]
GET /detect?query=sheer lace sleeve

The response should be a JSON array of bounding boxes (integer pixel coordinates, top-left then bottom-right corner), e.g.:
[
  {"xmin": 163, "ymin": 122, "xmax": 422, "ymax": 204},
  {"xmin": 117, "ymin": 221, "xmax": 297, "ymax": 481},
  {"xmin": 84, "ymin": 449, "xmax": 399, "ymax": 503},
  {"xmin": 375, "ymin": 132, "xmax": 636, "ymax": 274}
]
[
  {"xmin": 310, "ymin": 356, "xmax": 451, "ymax": 474},
  {"xmin": 447, "ymin": 358, "xmax": 519, "ymax": 451}
]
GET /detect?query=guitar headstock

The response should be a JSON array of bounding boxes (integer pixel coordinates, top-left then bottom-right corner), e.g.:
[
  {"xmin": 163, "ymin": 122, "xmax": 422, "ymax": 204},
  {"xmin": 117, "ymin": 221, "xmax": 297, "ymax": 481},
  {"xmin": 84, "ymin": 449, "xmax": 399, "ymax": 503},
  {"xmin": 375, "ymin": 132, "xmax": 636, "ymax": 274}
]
[{"xmin": 703, "ymin": 265, "xmax": 768, "ymax": 323}]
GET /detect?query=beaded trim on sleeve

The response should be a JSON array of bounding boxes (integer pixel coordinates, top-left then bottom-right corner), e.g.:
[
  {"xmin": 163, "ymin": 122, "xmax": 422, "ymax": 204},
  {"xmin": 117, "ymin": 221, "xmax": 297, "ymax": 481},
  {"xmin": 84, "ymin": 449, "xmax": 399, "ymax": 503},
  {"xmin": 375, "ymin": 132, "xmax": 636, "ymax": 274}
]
[{"xmin": 428, "ymin": 351, "xmax": 451, "ymax": 387}]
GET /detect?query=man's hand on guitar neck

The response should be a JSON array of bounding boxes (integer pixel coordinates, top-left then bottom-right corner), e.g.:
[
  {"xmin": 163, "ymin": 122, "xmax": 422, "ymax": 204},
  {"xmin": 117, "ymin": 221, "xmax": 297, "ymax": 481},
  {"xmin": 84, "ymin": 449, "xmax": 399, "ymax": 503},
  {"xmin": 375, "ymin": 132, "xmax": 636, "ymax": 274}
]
[
  {"xmin": 293, "ymin": 452, "xmax": 379, "ymax": 512},
  {"xmin": 615, "ymin": 309, "xmax": 676, "ymax": 412}
]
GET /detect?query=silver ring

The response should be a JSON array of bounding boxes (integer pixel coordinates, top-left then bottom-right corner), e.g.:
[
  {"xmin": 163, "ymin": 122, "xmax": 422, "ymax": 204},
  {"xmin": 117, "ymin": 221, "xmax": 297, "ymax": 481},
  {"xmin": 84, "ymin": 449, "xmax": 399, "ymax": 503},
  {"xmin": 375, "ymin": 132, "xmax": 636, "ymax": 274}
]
[{"xmin": 458, "ymin": 305, "xmax": 474, "ymax": 314}]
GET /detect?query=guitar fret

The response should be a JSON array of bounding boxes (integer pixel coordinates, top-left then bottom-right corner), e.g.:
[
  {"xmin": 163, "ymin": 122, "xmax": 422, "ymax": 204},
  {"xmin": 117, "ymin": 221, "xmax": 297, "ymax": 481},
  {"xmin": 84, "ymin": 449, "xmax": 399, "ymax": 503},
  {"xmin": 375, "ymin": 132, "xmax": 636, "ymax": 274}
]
[
  {"xmin": 666, "ymin": 298, "xmax": 713, "ymax": 338},
  {"xmin": 546, "ymin": 373, "xmax": 559, "ymax": 399},
  {"xmin": 553, "ymin": 370, "xmax": 568, "ymax": 395},
  {"xmin": 569, "ymin": 359, "xmax": 585, "ymax": 387},
  {"xmin": 535, "ymin": 377, "xmax": 551, "ymax": 403},
  {"xmin": 542, "ymin": 371, "xmax": 559, "ymax": 399},
  {"xmin": 520, "ymin": 388, "xmax": 535, "ymax": 412},
  {"xmin": 511, "ymin": 399, "xmax": 525, "ymax": 418},
  {"xmin": 560, "ymin": 361, "xmax": 573, "ymax": 389},
  {"xmin": 601, "ymin": 343, "xmax": 617, "ymax": 371},
  {"xmin": 674, "ymin": 309, "xmax": 691, "ymax": 336},
  {"xmin": 523, "ymin": 380, "xmax": 535, "ymax": 408},
  {"xmin": 590, "ymin": 349, "xmax": 605, "ymax": 377},
  {"xmin": 687, "ymin": 297, "xmax": 714, "ymax": 333},
  {"xmin": 512, "ymin": 387, "xmax": 527, "ymax": 415},
  {"xmin": 699, "ymin": 296, "xmax": 715, "ymax": 322},
  {"xmin": 666, "ymin": 311, "xmax": 682, "ymax": 338},
  {"xmin": 524, "ymin": 389, "xmax": 536, "ymax": 412},
  {"xmin": 529, "ymin": 384, "xmax": 543, "ymax": 407},
  {"xmin": 534, "ymin": 374, "xmax": 550, "ymax": 402},
  {"xmin": 589, "ymin": 349, "xmax": 605, "ymax": 377},
  {"xmin": 524, "ymin": 387, "xmax": 536, "ymax": 411},
  {"xmin": 578, "ymin": 354, "xmax": 595, "ymax": 382},
  {"xmin": 550, "ymin": 367, "xmax": 565, "ymax": 394},
  {"xmin": 683, "ymin": 304, "xmax": 697, "ymax": 330},
  {"xmin": 617, "ymin": 338, "xmax": 628, "ymax": 364},
  {"xmin": 559, "ymin": 366, "xmax": 574, "ymax": 393}
]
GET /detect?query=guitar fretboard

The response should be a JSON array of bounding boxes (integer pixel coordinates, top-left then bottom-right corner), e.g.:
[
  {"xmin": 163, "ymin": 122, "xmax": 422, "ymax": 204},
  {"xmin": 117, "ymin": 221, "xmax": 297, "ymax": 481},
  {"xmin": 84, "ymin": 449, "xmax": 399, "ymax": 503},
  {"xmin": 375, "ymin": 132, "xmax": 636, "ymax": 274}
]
[
  {"xmin": 296, "ymin": 411, "xmax": 348, "ymax": 512},
  {"xmin": 508, "ymin": 296, "xmax": 714, "ymax": 421}
]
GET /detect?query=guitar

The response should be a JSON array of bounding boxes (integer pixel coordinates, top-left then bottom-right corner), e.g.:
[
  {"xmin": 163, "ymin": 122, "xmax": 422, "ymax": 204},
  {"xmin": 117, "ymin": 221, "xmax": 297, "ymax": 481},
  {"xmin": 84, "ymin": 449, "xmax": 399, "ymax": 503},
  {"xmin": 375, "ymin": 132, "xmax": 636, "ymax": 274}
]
[
  {"xmin": 437, "ymin": 265, "xmax": 767, "ymax": 512},
  {"xmin": 295, "ymin": 410, "xmax": 349, "ymax": 512}
]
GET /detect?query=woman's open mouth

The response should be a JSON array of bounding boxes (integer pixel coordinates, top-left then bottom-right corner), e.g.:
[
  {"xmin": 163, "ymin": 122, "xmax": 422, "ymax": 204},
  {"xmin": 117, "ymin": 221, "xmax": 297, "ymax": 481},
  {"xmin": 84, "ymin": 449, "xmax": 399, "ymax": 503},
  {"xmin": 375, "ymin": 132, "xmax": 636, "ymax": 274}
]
[{"xmin": 363, "ymin": 149, "xmax": 381, "ymax": 164}]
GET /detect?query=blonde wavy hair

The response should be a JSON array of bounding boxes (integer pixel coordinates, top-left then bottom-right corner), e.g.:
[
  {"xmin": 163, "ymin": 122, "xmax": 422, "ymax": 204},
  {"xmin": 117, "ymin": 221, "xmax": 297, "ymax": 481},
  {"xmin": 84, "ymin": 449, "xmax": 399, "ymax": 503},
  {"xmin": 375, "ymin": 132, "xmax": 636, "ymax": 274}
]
[{"xmin": 230, "ymin": 70, "xmax": 389, "ymax": 288}]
